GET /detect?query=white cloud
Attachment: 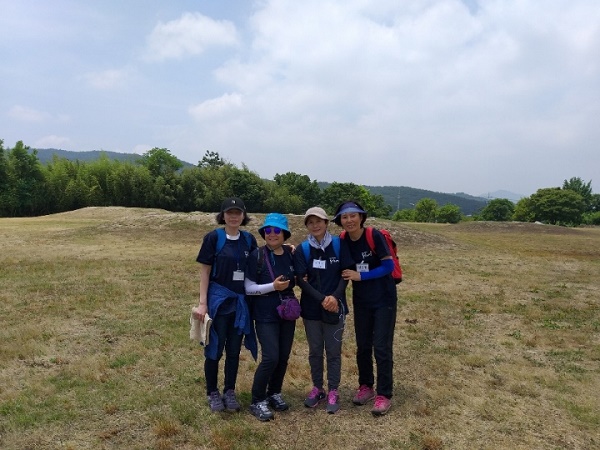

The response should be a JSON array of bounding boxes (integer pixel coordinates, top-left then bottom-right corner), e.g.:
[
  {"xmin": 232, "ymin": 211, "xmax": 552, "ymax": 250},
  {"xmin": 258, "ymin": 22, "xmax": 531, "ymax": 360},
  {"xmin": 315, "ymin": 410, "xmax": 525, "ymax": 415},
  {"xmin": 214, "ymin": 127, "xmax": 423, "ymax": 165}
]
[
  {"xmin": 34, "ymin": 135, "xmax": 72, "ymax": 149},
  {"xmin": 8, "ymin": 105, "xmax": 51, "ymax": 122},
  {"xmin": 188, "ymin": 93, "xmax": 243, "ymax": 121},
  {"xmin": 144, "ymin": 12, "xmax": 238, "ymax": 61},
  {"xmin": 84, "ymin": 68, "xmax": 130, "ymax": 90}
]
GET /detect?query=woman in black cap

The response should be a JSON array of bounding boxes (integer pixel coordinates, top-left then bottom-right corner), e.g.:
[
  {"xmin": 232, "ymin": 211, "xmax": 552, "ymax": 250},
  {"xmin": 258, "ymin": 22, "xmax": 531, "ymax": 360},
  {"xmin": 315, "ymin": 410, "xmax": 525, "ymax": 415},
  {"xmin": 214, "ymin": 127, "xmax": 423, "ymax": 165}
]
[
  {"xmin": 194, "ymin": 197, "xmax": 258, "ymax": 413},
  {"xmin": 333, "ymin": 200, "xmax": 398, "ymax": 416}
]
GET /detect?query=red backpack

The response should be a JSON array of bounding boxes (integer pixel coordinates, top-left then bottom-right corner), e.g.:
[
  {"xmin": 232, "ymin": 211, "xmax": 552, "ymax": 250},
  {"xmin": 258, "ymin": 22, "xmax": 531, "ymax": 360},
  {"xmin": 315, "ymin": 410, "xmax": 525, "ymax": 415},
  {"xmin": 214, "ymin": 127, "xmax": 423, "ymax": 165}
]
[{"xmin": 341, "ymin": 227, "xmax": 403, "ymax": 284}]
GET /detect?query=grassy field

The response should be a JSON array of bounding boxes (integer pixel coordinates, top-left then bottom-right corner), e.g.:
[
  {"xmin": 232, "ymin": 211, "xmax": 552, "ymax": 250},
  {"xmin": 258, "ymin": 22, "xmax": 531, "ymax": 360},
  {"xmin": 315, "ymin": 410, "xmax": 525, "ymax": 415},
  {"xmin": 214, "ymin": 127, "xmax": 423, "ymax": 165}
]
[{"xmin": 1, "ymin": 207, "xmax": 599, "ymax": 450}]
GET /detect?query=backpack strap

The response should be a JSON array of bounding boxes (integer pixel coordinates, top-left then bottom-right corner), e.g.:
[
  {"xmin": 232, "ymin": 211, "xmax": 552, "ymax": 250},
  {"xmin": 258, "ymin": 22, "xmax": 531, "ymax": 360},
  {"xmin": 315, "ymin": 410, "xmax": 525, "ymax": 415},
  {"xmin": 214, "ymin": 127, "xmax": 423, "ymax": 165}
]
[
  {"xmin": 332, "ymin": 236, "xmax": 340, "ymax": 259},
  {"xmin": 301, "ymin": 240, "xmax": 311, "ymax": 263},
  {"xmin": 364, "ymin": 227, "xmax": 376, "ymax": 253}
]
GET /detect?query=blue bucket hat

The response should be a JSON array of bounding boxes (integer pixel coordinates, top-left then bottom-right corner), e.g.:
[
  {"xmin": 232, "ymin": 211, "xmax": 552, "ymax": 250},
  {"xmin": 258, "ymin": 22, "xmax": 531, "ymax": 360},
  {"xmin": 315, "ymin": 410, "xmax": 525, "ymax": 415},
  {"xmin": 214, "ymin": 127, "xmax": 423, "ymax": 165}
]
[{"xmin": 259, "ymin": 213, "xmax": 291, "ymax": 240}]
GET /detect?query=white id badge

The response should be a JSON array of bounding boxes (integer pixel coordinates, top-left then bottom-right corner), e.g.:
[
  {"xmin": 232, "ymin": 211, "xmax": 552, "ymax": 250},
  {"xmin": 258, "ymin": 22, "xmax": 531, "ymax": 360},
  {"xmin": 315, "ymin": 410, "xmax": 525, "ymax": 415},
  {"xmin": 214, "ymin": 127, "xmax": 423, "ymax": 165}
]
[
  {"xmin": 313, "ymin": 259, "xmax": 326, "ymax": 269},
  {"xmin": 232, "ymin": 270, "xmax": 245, "ymax": 281},
  {"xmin": 356, "ymin": 263, "xmax": 369, "ymax": 273}
]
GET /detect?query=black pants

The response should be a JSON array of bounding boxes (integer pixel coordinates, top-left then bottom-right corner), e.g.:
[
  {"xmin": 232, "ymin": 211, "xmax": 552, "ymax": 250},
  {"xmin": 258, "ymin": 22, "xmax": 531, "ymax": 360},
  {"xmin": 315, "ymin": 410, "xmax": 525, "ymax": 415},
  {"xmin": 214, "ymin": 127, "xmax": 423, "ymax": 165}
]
[
  {"xmin": 204, "ymin": 311, "xmax": 243, "ymax": 395},
  {"xmin": 251, "ymin": 320, "xmax": 296, "ymax": 403},
  {"xmin": 353, "ymin": 303, "xmax": 397, "ymax": 398}
]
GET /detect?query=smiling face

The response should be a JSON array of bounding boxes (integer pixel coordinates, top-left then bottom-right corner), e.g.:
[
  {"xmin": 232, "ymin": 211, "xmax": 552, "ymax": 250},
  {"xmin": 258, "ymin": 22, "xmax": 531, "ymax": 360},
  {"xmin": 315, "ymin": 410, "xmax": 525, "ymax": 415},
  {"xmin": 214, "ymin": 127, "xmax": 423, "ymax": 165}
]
[
  {"xmin": 263, "ymin": 226, "xmax": 285, "ymax": 250},
  {"xmin": 305, "ymin": 216, "xmax": 328, "ymax": 241},
  {"xmin": 340, "ymin": 212, "xmax": 363, "ymax": 234}
]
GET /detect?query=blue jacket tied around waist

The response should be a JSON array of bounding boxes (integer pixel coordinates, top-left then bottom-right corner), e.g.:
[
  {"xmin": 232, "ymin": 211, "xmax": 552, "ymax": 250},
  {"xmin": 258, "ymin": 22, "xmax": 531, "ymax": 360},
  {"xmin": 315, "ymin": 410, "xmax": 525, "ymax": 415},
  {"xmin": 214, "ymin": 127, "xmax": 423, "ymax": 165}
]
[{"xmin": 204, "ymin": 281, "xmax": 258, "ymax": 361}]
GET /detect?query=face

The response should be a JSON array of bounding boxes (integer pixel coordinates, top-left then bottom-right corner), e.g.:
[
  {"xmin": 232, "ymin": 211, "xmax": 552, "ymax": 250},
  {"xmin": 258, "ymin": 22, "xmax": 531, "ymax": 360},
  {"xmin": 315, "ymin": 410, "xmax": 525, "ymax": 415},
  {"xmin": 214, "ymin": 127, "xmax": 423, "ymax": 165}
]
[
  {"xmin": 224, "ymin": 209, "xmax": 244, "ymax": 227},
  {"xmin": 340, "ymin": 212, "xmax": 362, "ymax": 233},
  {"xmin": 306, "ymin": 216, "xmax": 327, "ymax": 240},
  {"xmin": 263, "ymin": 226, "xmax": 285, "ymax": 249}
]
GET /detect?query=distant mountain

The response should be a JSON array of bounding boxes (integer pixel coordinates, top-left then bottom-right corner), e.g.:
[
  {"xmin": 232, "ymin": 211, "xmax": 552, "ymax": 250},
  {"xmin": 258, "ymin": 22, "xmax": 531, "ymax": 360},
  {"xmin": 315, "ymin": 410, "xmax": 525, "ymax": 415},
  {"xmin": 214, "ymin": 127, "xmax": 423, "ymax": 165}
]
[
  {"xmin": 318, "ymin": 183, "xmax": 488, "ymax": 216},
  {"xmin": 31, "ymin": 148, "xmax": 195, "ymax": 169},
  {"xmin": 31, "ymin": 148, "xmax": 489, "ymax": 215},
  {"xmin": 365, "ymin": 185, "xmax": 488, "ymax": 216},
  {"xmin": 33, "ymin": 148, "xmax": 142, "ymax": 164},
  {"xmin": 478, "ymin": 190, "xmax": 524, "ymax": 203}
]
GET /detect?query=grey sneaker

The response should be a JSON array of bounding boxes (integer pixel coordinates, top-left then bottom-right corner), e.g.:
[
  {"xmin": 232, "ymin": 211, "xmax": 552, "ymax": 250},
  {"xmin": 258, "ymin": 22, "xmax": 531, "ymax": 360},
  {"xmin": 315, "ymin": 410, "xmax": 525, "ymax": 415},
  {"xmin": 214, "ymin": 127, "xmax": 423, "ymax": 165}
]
[
  {"xmin": 268, "ymin": 393, "xmax": 289, "ymax": 411},
  {"xmin": 222, "ymin": 389, "xmax": 241, "ymax": 412},
  {"xmin": 326, "ymin": 389, "xmax": 340, "ymax": 414},
  {"xmin": 304, "ymin": 386, "xmax": 326, "ymax": 408},
  {"xmin": 207, "ymin": 390, "xmax": 225, "ymax": 412},
  {"xmin": 249, "ymin": 400, "xmax": 274, "ymax": 421}
]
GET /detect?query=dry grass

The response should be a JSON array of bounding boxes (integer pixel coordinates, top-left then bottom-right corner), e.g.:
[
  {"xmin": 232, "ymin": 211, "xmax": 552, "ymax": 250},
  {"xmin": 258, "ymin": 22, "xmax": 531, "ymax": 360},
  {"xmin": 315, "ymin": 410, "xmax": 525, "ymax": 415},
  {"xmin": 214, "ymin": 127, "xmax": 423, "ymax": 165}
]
[{"xmin": 1, "ymin": 207, "xmax": 599, "ymax": 449}]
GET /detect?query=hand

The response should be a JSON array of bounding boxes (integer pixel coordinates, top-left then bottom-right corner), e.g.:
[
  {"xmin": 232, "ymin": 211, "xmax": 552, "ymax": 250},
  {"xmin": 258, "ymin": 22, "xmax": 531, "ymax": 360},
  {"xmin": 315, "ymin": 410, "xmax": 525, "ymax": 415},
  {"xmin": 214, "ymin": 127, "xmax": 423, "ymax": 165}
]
[
  {"xmin": 194, "ymin": 303, "xmax": 208, "ymax": 322},
  {"xmin": 342, "ymin": 269, "xmax": 361, "ymax": 282},
  {"xmin": 321, "ymin": 295, "xmax": 339, "ymax": 312},
  {"xmin": 273, "ymin": 275, "xmax": 291, "ymax": 291}
]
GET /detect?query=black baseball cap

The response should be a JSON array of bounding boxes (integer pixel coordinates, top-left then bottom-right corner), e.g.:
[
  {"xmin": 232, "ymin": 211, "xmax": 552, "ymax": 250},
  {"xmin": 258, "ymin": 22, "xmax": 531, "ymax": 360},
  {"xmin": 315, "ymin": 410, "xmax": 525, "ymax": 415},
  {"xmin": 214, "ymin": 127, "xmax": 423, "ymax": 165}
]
[{"xmin": 221, "ymin": 197, "xmax": 246, "ymax": 213}]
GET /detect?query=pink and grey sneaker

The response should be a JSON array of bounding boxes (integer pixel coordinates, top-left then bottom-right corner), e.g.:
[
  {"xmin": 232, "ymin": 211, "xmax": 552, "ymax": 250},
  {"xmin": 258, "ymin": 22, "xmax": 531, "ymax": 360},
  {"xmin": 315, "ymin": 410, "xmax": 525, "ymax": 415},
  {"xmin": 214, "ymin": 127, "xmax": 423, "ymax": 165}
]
[
  {"xmin": 352, "ymin": 385, "xmax": 376, "ymax": 405},
  {"xmin": 304, "ymin": 386, "xmax": 326, "ymax": 408},
  {"xmin": 326, "ymin": 389, "xmax": 340, "ymax": 414},
  {"xmin": 371, "ymin": 395, "xmax": 392, "ymax": 416}
]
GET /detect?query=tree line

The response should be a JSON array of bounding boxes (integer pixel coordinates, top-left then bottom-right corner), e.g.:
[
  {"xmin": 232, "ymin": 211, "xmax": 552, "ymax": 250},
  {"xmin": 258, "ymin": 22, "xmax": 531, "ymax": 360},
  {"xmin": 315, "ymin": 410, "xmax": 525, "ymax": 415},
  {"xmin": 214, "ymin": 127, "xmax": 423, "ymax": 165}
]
[
  {"xmin": 0, "ymin": 141, "xmax": 393, "ymax": 218},
  {"xmin": 393, "ymin": 177, "xmax": 599, "ymax": 226},
  {"xmin": 1, "ymin": 140, "xmax": 596, "ymax": 226}
]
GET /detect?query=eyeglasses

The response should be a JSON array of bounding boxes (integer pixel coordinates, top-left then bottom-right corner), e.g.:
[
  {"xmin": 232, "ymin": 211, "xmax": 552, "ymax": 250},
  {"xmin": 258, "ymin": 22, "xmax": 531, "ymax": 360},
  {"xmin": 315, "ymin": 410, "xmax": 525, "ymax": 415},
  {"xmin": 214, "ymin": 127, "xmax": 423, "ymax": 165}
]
[{"xmin": 263, "ymin": 227, "xmax": 282, "ymax": 235}]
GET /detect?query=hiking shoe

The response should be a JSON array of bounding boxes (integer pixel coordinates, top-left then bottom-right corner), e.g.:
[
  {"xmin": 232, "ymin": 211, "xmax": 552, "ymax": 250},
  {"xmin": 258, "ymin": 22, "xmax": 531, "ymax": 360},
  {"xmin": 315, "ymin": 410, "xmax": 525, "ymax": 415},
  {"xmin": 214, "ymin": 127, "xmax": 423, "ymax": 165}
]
[
  {"xmin": 268, "ymin": 393, "xmax": 289, "ymax": 411},
  {"xmin": 249, "ymin": 400, "xmax": 274, "ymax": 421},
  {"xmin": 304, "ymin": 386, "xmax": 326, "ymax": 408},
  {"xmin": 352, "ymin": 385, "xmax": 376, "ymax": 405},
  {"xmin": 326, "ymin": 389, "xmax": 340, "ymax": 414},
  {"xmin": 222, "ymin": 389, "xmax": 241, "ymax": 412},
  {"xmin": 371, "ymin": 395, "xmax": 392, "ymax": 416},
  {"xmin": 207, "ymin": 391, "xmax": 225, "ymax": 412}
]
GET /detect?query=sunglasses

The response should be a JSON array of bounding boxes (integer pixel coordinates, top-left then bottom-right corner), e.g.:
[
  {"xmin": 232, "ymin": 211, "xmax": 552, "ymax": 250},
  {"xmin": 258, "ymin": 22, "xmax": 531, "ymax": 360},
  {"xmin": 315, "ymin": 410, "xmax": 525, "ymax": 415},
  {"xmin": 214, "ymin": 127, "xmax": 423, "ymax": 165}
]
[{"xmin": 263, "ymin": 227, "xmax": 282, "ymax": 235}]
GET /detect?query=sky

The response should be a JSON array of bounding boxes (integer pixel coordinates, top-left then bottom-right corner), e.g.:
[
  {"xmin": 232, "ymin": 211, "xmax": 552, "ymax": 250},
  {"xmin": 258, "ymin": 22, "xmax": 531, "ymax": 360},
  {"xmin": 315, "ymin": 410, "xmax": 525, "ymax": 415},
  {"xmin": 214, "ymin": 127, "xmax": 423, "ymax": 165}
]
[{"xmin": 1, "ymin": 0, "xmax": 599, "ymax": 197}]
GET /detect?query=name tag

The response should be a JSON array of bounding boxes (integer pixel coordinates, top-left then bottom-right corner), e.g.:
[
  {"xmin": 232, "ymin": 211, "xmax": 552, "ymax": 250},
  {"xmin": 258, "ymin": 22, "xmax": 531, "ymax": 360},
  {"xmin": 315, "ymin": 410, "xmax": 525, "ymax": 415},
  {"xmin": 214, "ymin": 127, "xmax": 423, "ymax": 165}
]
[
  {"xmin": 356, "ymin": 263, "xmax": 369, "ymax": 273},
  {"xmin": 312, "ymin": 259, "xmax": 326, "ymax": 269},
  {"xmin": 232, "ymin": 270, "xmax": 245, "ymax": 281}
]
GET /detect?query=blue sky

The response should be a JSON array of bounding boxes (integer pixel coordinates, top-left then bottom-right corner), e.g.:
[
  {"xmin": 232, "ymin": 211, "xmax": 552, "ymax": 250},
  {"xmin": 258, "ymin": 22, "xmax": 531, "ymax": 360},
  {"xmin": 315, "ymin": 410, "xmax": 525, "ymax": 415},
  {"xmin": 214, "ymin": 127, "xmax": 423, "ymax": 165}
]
[{"xmin": 1, "ymin": 0, "xmax": 599, "ymax": 197}]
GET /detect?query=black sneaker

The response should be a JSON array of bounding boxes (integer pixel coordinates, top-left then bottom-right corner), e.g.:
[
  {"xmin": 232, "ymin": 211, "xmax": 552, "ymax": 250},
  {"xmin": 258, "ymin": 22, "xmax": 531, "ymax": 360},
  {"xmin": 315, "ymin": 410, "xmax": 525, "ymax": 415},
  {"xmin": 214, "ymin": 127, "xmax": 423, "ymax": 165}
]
[
  {"xmin": 249, "ymin": 400, "xmax": 274, "ymax": 421},
  {"xmin": 207, "ymin": 391, "xmax": 225, "ymax": 412},
  {"xmin": 222, "ymin": 389, "xmax": 241, "ymax": 412},
  {"xmin": 268, "ymin": 393, "xmax": 289, "ymax": 411}
]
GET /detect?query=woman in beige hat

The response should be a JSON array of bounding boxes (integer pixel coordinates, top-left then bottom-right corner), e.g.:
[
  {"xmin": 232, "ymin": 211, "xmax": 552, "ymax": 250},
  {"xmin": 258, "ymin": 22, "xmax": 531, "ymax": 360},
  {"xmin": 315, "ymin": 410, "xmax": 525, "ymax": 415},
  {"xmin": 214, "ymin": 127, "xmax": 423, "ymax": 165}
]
[{"xmin": 294, "ymin": 207, "xmax": 350, "ymax": 414}]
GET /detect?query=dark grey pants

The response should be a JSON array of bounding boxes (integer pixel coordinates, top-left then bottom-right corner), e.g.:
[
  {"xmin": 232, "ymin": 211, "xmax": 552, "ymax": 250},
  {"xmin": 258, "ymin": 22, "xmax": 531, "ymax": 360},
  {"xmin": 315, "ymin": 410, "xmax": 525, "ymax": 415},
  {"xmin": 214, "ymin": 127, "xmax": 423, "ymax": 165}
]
[{"xmin": 303, "ymin": 318, "xmax": 345, "ymax": 391}]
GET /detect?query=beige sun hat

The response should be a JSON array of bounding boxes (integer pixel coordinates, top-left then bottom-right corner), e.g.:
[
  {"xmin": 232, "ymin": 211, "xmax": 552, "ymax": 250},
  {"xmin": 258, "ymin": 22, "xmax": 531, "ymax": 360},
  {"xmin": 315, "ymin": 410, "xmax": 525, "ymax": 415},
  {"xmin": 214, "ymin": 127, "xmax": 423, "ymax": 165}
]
[{"xmin": 303, "ymin": 207, "xmax": 329, "ymax": 225}]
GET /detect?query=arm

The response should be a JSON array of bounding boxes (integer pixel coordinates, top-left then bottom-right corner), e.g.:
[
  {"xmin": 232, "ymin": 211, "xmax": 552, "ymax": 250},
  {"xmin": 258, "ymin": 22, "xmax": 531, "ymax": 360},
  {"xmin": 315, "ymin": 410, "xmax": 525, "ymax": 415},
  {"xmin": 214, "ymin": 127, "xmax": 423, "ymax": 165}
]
[
  {"xmin": 331, "ymin": 277, "xmax": 348, "ymax": 300},
  {"xmin": 359, "ymin": 257, "xmax": 394, "ymax": 280},
  {"xmin": 194, "ymin": 263, "xmax": 211, "ymax": 321},
  {"xmin": 296, "ymin": 275, "xmax": 326, "ymax": 302},
  {"xmin": 244, "ymin": 277, "xmax": 275, "ymax": 295}
]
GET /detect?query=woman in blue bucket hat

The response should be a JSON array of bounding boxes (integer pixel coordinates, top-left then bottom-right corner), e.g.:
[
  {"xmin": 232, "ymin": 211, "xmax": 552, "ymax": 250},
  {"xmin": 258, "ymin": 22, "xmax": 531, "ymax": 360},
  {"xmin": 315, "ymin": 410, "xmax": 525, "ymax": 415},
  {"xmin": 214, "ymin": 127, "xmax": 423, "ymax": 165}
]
[{"xmin": 244, "ymin": 213, "xmax": 297, "ymax": 421}]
